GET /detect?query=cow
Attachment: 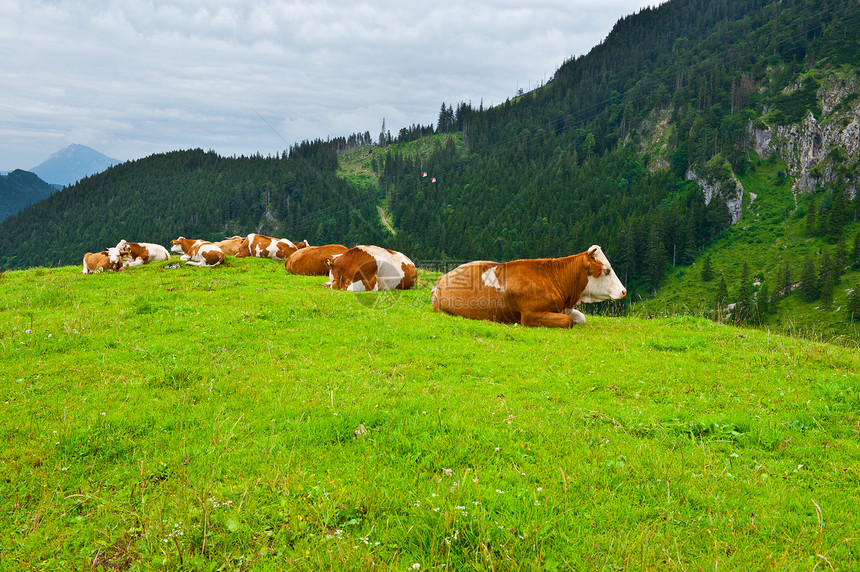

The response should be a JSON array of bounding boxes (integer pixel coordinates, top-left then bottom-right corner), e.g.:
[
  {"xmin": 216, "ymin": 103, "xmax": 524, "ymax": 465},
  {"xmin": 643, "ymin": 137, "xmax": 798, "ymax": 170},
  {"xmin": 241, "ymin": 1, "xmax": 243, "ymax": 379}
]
[
  {"xmin": 285, "ymin": 244, "xmax": 349, "ymax": 276},
  {"xmin": 82, "ymin": 247, "xmax": 123, "ymax": 274},
  {"xmin": 325, "ymin": 245, "xmax": 417, "ymax": 291},
  {"xmin": 430, "ymin": 245, "xmax": 626, "ymax": 328},
  {"xmin": 215, "ymin": 235, "xmax": 245, "ymax": 256},
  {"xmin": 170, "ymin": 237, "xmax": 225, "ymax": 267},
  {"xmin": 236, "ymin": 233, "xmax": 309, "ymax": 261},
  {"xmin": 116, "ymin": 239, "xmax": 170, "ymax": 267}
]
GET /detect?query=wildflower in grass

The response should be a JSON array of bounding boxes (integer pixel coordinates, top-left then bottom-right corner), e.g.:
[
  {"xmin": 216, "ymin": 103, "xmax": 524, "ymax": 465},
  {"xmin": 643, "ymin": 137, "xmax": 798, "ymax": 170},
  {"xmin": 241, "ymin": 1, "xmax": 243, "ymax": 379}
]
[{"xmin": 442, "ymin": 468, "xmax": 452, "ymax": 477}]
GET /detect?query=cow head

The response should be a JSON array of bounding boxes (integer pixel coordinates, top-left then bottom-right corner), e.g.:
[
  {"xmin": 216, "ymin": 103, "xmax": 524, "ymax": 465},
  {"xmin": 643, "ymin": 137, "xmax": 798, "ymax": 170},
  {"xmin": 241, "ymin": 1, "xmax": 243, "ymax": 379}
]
[
  {"xmin": 577, "ymin": 245, "xmax": 626, "ymax": 303},
  {"xmin": 116, "ymin": 239, "xmax": 132, "ymax": 257},
  {"xmin": 106, "ymin": 247, "xmax": 124, "ymax": 270},
  {"xmin": 170, "ymin": 237, "xmax": 186, "ymax": 254}
]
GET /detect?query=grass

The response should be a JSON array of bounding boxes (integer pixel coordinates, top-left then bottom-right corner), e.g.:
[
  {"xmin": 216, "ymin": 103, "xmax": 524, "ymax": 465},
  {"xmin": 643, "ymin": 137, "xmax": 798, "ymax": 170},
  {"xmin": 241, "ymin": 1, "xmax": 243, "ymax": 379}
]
[{"xmin": 1, "ymin": 257, "xmax": 859, "ymax": 570}]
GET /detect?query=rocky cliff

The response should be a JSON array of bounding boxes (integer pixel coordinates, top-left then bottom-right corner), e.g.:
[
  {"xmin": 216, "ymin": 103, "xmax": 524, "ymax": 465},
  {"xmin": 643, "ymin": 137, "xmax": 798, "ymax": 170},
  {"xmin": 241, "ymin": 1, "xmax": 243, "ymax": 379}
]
[{"xmin": 749, "ymin": 70, "xmax": 860, "ymax": 198}]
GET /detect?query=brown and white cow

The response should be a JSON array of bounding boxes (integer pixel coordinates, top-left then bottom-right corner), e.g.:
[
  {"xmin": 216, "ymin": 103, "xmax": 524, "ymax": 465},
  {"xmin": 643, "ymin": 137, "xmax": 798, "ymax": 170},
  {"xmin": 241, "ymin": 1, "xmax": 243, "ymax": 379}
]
[
  {"xmin": 170, "ymin": 237, "xmax": 225, "ymax": 267},
  {"xmin": 285, "ymin": 244, "xmax": 349, "ymax": 276},
  {"xmin": 82, "ymin": 247, "xmax": 123, "ymax": 274},
  {"xmin": 214, "ymin": 235, "xmax": 245, "ymax": 256},
  {"xmin": 236, "ymin": 233, "xmax": 309, "ymax": 261},
  {"xmin": 431, "ymin": 245, "xmax": 626, "ymax": 328},
  {"xmin": 325, "ymin": 245, "xmax": 417, "ymax": 291},
  {"xmin": 116, "ymin": 239, "xmax": 170, "ymax": 267}
]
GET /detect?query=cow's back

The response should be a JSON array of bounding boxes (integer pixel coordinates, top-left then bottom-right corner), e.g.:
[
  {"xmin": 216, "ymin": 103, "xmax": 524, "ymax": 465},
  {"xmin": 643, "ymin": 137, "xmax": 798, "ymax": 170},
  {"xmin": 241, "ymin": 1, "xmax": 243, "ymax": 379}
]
[
  {"xmin": 329, "ymin": 245, "xmax": 416, "ymax": 291},
  {"xmin": 215, "ymin": 236, "xmax": 244, "ymax": 256},
  {"xmin": 286, "ymin": 244, "xmax": 348, "ymax": 275},
  {"xmin": 431, "ymin": 261, "xmax": 514, "ymax": 322},
  {"xmin": 83, "ymin": 252, "xmax": 107, "ymax": 274}
]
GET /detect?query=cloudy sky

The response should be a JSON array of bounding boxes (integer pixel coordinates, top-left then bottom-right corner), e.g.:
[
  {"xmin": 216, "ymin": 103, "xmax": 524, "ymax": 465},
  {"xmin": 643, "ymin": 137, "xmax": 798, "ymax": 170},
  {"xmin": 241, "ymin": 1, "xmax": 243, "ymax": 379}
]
[{"xmin": 1, "ymin": 0, "xmax": 663, "ymax": 172}]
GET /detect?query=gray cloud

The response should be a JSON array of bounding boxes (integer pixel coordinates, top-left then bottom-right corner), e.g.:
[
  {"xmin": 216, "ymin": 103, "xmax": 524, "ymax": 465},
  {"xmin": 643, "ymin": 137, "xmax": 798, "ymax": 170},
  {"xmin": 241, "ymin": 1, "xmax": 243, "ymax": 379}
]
[{"xmin": 1, "ymin": 0, "xmax": 663, "ymax": 171}]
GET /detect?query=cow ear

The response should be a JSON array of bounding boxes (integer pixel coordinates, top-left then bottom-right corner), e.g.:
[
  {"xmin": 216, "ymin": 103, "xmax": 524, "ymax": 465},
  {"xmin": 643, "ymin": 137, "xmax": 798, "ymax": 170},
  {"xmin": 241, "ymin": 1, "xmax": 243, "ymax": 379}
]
[
  {"xmin": 325, "ymin": 258, "xmax": 333, "ymax": 268},
  {"xmin": 587, "ymin": 245, "xmax": 600, "ymax": 258}
]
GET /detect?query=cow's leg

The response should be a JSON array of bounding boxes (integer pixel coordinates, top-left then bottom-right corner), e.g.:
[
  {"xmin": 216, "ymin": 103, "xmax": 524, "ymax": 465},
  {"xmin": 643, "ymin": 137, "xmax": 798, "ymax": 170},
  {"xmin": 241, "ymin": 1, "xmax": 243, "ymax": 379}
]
[
  {"xmin": 565, "ymin": 308, "xmax": 587, "ymax": 324},
  {"xmin": 520, "ymin": 311, "xmax": 574, "ymax": 328}
]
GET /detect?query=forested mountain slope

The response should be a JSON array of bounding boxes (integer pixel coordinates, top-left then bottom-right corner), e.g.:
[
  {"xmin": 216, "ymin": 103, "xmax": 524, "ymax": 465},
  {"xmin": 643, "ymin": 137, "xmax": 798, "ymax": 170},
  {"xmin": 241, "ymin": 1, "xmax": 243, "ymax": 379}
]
[
  {"xmin": 379, "ymin": 0, "xmax": 859, "ymax": 294},
  {"xmin": 0, "ymin": 170, "xmax": 55, "ymax": 222}
]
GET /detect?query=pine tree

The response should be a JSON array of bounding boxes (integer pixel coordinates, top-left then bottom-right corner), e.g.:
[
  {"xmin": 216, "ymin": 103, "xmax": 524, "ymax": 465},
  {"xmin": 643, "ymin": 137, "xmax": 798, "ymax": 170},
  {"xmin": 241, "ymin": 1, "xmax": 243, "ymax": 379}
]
[
  {"xmin": 805, "ymin": 195, "xmax": 817, "ymax": 237},
  {"xmin": 644, "ymin": 220, "xmax": 665, "ymax": 293},
  {"xmin": 735, "ymin": 261, "xmax": 753, "ymax": 323},
  {"xmin": 800, "ymin": 255, "xmax": 818, "ymax": 302},
  {"xmin": 778, "ymin": 262, "xmax": 793, "ymax": 296},
  {"xmin": 818, "ymin": 248, "xmax": 835, "ymax": 309},
  {"xmin": 835, "ymin": 233, "xmax": 847, "ymax": 276},
  {"xmin": 715, "ymin": 275, "xmax": 728, "ymax": 305},
  {"xmin": 847, "ymin": 284, "xmax": 860, "ymax": 322},
  {"xmin": 828, "ymin": 187, "xmax": 848, "ymax": 241},
  {"xmin": 701, "ymin": 254, "xmax": 714, "ymax": 281},
  {"xmin": 379, "ymin": 118, "xmax": 387, "ymax": 146},
  {"xmin": 852, "ymin": 233, "xmax": 860, "ymax": 269},
  {"xmin": 818, "ymin": 248, "xmax": 836, "ymax": 308},
  {"xmin": 820, "ymin": 277, "xmax": 834, "ymax": 309}
]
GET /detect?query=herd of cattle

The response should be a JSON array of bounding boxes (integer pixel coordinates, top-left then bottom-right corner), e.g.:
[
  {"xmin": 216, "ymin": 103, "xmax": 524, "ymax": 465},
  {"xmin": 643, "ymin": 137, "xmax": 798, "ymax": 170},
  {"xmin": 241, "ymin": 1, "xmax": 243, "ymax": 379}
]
[{"xmin": 82, "ymin": 233, "xmax": 626, "ymax": 328}]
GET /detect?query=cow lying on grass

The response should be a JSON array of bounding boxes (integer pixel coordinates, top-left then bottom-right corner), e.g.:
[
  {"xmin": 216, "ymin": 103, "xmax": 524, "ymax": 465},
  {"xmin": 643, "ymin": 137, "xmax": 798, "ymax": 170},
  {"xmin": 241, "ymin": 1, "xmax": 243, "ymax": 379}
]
[
  {"xmin": 116, "ymin": 240, "xmax": 170, "ymax": 267},
  {"xmin": 82, "ymin": 247, "xmax": 123, "ymax": 274},
  {"xmin": 236, "ymin": 233, "xmax": 308, "ymax": 261},
  {"xmin": 285, "ymin": 244, "xmax": 349, "ymax": 276},
  {"xmin": 170, "ymin": 237, "xmax": 225, "ymax": 267},
  {"xmin": 431, "ymin": 245, "xmax": 626, "ymax": 327},
  {"xmin": 215, "ymin": 236, "xmax": 244, "ymax": 256},
  {"xmin": 325, "ymin": 245, "xmax": 417, "ymax": 291}
]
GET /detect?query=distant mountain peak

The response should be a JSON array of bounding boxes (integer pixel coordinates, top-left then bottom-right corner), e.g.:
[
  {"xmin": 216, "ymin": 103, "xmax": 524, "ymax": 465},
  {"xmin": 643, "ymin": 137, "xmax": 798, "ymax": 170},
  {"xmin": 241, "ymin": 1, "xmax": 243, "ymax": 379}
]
[{"xmin": 30, "ymin": 144, "xmax": 122, "ymax": 187}]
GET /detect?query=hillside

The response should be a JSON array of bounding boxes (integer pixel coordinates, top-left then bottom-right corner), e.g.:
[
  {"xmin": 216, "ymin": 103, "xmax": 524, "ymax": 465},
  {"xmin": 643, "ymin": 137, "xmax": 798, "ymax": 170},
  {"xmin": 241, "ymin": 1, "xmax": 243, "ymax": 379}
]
[
  {"xmin": 0, "ymin": 170, "xmax": 55, "ymax": 222},
  {"xmin": 1, "ymin": 259, "xmax": 858, "ymax": 569}
]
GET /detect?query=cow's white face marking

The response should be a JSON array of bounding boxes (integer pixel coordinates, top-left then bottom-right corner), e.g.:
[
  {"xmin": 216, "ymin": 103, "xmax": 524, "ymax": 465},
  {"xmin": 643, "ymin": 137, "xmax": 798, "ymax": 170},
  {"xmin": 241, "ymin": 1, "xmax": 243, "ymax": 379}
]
[
  {"xmin": 482, "ymin": 267, "xmax": 504, "ymax": 291},
  {"xmin": 106, "ymin": 247, "xmax": 122, "ymax": 265},
  {"xmin": 577, "ymin": 245, "xmax": 627, "ymax": 304},
  {"xmin": 170, "ymin": 243, "xmax": 184, "ymax": 254}
]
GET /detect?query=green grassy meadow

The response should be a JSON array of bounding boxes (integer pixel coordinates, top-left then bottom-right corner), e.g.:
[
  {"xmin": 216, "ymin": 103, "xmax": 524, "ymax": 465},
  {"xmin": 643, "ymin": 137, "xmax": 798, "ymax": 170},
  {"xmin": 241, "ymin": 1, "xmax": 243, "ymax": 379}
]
[{"xmin": 1, "ymin": 258, "xmax": 859, "ymax": 570}]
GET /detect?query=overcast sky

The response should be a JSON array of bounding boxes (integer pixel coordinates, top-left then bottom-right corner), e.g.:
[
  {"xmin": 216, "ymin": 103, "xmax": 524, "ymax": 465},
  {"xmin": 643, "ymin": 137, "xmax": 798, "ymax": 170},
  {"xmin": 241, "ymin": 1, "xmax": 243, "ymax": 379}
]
[{"xmin": 1, "ymin": 0, "xmax": 663, "ymax": 171}]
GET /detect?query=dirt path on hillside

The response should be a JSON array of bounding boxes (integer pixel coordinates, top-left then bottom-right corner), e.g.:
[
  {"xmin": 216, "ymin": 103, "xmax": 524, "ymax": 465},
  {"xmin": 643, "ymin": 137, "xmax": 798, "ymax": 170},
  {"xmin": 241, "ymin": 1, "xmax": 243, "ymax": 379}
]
[{"xmin": 377, "ymin": 205, "xmax": 396, "ymax": 235}]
